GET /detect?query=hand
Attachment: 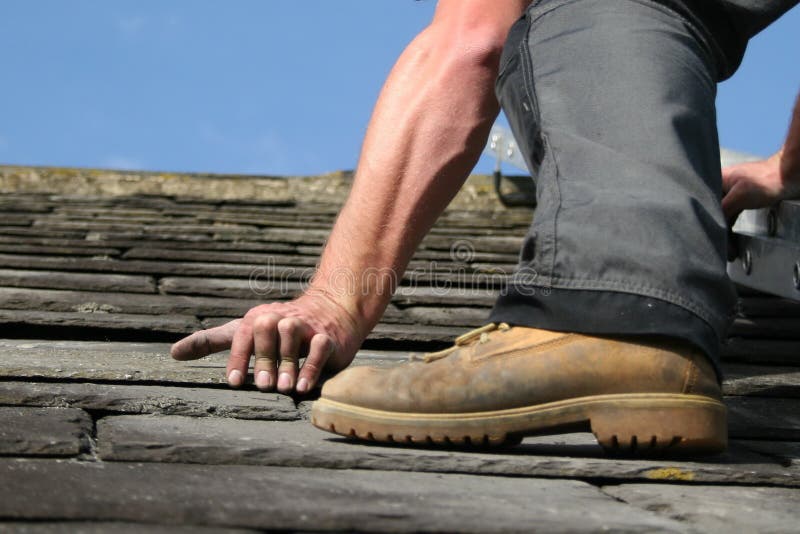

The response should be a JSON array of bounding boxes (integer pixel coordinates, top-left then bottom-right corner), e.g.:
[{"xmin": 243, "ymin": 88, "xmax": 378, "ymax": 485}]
[
  {"xmin": 721, "ymin": 148, "xmax": 800, "ymax": 223},
  {"xmin": 170, "ymin": 290, "xmax": 365, "ymax": 394}
]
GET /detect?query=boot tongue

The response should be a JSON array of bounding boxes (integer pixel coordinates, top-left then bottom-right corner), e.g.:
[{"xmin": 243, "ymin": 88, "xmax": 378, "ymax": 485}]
[{"xmin": 412, "ymin": 323, "xmax": 510, "ymax": 363}]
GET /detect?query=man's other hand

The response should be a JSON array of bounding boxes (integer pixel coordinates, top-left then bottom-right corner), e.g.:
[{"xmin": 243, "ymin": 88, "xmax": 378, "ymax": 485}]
[
  {"xmin": 721, "ymin": 148, "xmax": 800, "ymax": 223},
  {"xmin": 170, "ymin": 291, "xmax": 364, "ymax": 395}
]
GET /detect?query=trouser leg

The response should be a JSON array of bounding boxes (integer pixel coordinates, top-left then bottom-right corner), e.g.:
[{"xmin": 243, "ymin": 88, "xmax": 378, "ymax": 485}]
[{"xmin": 489, "ymin": 0, "xmax": 737, "ymax": 374}]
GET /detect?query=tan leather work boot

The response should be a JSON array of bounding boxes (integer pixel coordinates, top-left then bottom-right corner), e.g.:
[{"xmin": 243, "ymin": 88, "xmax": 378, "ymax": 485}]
[{"xmin": 311, "ymin": 323, "xmax": 727, "ymax": 455}]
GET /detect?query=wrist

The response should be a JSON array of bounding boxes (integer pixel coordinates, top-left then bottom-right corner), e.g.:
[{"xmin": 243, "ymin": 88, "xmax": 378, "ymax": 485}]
[
  {"xmin": 303, "ymin": 276, "xmax": 391, "ymax": 337},
  {"xmin": 779, "ymin": 145, "xmax": 799, "ymax": 174}
]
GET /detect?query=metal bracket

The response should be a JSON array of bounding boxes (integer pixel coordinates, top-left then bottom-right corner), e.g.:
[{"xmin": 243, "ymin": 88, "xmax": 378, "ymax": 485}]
[
  {"xmin": 484, "ymin": 125, "xmax": 530, "ymax": 173},
  {"xmin": 728, "ymin": 201, "xmax": 800, "ymax": 301},
  {"xmin": 484, "ymin": 125, "xmax": 536, "ymax": 207}
]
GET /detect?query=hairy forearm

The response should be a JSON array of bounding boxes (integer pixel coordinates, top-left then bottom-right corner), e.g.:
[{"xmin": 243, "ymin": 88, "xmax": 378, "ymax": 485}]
[{"xmin": 308, "ymin": 27, "xmax": 504, "ymax": 330}]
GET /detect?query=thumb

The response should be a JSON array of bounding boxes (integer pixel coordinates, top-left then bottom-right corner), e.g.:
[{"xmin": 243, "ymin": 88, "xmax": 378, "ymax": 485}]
[{"xmin": 171, "ymin": 319, "xmax": 242, "ymax": 361}]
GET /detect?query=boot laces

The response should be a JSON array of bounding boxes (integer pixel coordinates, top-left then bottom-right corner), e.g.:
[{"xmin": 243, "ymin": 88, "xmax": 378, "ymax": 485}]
[{"xmin": 410, "ymin": 323, "xmax": 510, "ymax": 363}]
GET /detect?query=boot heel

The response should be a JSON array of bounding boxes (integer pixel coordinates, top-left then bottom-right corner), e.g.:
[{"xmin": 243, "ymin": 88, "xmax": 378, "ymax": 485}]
[{"xmin": 589, "ymin": 397, "xmax": 727, "ymax": 455}]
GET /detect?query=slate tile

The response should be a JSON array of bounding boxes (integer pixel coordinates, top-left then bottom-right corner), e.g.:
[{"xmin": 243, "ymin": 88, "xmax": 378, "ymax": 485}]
[
  {"xmin": 0, "ymin": 459, "xmax": 687, "ymax": 532},
  {"xmin": 603, "ymin": 483, "xmax": 800, "ymax": 534},
  {"xmin": 0, "ymin": 382, "xmax": 299, "ymax": 421},
  {"xmin": 0, "ymin": 339, "xmax": 410, "ymax": 384},
  {"xmin": 0, "ymin": 407, "xmax": 91, "ymax": 457},
  {"xmin": 96, "ymin": 415, "xmax": 800, "ymax": 487},
  {"xmin": 0, "ymin": 522, "xmax": 256, "ymax": 534}
]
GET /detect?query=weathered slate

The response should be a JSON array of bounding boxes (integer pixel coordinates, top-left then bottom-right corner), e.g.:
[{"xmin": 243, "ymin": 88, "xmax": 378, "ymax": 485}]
[
  {"xmin": 0, "ymin": 407, "xmax": 91, "ymax": 456},
  {"xmin": 0, "ymin": 459, "xmax": 690, "ymax": 532},
  {"xmin": 0, "ymin": 268, "xmax": 156, "ymax": 293},
  {"xmin": 0, "ymin": 287, "xmax": 261, "ymax": 317},
  {"xmin": 0, "ymin": 201, "xmax": 52, "ymax": 213},
  {"xmin": 32, "ymin": 220, "xmax": 177, "ymax": 233},
  {"xmin": 0, "ymin": 522, "xmax": 257, "ymax": 533},
  {"xmin": 160, "ymin": 275, "xmax": 498, "ymax": 307},
  {"xmin": 32, "ymin": 210, "xmax": 525, "ymax": 239},
  {"xmin": 393, "ymin": 284, "xmax": 497, "ymax": 306},
  {"xmin": 0, "ymin": 254, "xmax": 501, "ymax": 285},
  {"xmin": 0, "ymin": 339, "xmax": 225, "ymax": 384},
  {"xmin": 123, "ymin": 247, "xmax": 497, "ymax": 275},
  {"xmin": 721, "ymin": 337, "xmax": 800, "ymax": 365},
  {"xmin": 726, "ymin": 396, "xmax": 800, "ymax": 440},
  {"xmin": 738, "ymin": 297, "xmax": 800, "ymax": 318},
  {"xmin": 0, "ymin": 244, "xmax": 121, "ymax": 257},
  {"xmin": 0, "ymin": 339, "xmax": 409, "ymax": 384},
  {"xmin": 421, "ymin": 234, "xmax": 523, "ymax": 254},
  {"xmin": 85, "ymin": 230, "xmax": 214, "ymax": 243},
  {"xmin": 402, "ymin": 306, "xmax": 489, "ymax": 327},
  {"xmin": 411, "ymin": 248, "xmax": 520, "ymax": 263},
  {"xmin": 370, "ymin": 323, "xmax": 469, "ymax": 344},
  {"xmin": 733, "ymin": 438, "xmax": 800, "ymax": 466},
  {"xmin": 0, "ymin": 226, "xmax": 87, "ymax": 239},
  {"xmin": 123, "ymin": 247, "xmax": 319, "ymax": 266},
  {"xmin": 0, "ymin": 309, "xmax": 201, "ymax": 334},
  {"xmin": 0, "ymin": 253, "xmax": 274, "ymax": 278},
  {"xmin": 722, "ymin": 363, "xmax": 800, "ymax": 397},
  {"xmin": 0, "ymin": 382, "xmax": 299, "ymax": 421},
  {"xmin": 33, "ymin": 222, "xmax": 334, "ymax": 244},
  {"xmin": 603, "ymin": 483, "xmax": 800, "ymax": 534},
  {"xmin": 95, "ymin": 415, "xmax": 800, "ymax": 487},
  {"xmin": 159, "ymin": 276, "xmax": 301, "ymax": 300},
  {"xmin": 0, "ymin": 214, "xmax": 32, "ymax": 226},
  {"xmin": 730, "ymin": 317, "xmax": 800, "ymax": 339},
  {"xmin": 0, "ymin": 235, "xmax": 136, "ymax": 250}
]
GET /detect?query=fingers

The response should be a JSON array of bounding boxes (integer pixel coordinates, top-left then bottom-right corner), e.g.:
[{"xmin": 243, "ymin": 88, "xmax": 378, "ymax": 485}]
[
  {"xmin": 170, "ymin": 319, "xmax": 241, "ymax": 361},
  {"xmin": 276, "ymin": 317, "xmax": 314, "ymax": 394},
  {"xmin": 721, "ymin": 181, "xmax": 748, "ymax": 224},
  {"xmin": 721, "ymin": 163, "xmax": 743, "ymax": 195},
  {"xmin": 227, "ymin": 321, "xmax": 255, "ymax": 388},
  {"xmin": 175, "ymin": 306, "xmax": 333, "ymax": 393},
  {"xmin": 297, "ymin": 334, "xmax": 335, "ymax": 394},
  {"xmin": 252, "ymin": 313, "xmax": 281, "ymax": 391}
]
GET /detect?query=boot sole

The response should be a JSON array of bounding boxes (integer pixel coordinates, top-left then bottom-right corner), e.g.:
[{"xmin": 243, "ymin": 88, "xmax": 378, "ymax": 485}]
[{"xmin": 311, "ymin": 393, "xmax": 727, "ymax": 456}]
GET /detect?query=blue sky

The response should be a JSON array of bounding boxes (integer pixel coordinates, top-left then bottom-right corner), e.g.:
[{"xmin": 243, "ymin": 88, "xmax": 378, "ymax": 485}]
[{"xmin": 0, "ymin": 1, "xmax": 797, "ymax": 176}]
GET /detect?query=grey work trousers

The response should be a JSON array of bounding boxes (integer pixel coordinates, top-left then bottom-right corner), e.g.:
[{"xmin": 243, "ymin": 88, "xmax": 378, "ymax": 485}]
[{"xmin": 489, "ymin": 0, "xmax": 741, "ymax": 376}]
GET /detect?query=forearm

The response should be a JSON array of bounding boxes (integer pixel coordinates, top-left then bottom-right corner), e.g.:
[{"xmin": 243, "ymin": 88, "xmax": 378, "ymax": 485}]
[{"xmin": 308, "ymin": 19, "xmax": 512, "ymax": 331}]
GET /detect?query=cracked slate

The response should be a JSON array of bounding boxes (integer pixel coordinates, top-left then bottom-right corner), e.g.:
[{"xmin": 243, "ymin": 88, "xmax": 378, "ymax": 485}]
[
  {"xmin": 96, "ymin": 415, "xmax": 799, "ymax": 487},
  {"xmin": 0, "ymin": 459, "xmax": 688, "ymax": 532},
  {"xmin": 0, "ymin": 382, "xmax": 299, "ymax": 421},
  {"xmin": 0, "ymin": 407, "xmax": 91, "ymax": 456},
  {"xmin": 602, "ymin": 483, "xmax": 800, "ymax": 534},
  {"xmin": 0, "ymin": 339, "xmax": 406, "ymax": 384}
]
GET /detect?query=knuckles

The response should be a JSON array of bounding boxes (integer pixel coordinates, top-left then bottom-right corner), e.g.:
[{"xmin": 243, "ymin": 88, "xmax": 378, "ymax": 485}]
[
  {"xmin": 252, "ymin": 312, "xmax": 280, "ymax": 332},
  {"xmin": 277, "ymin": 317, "xmax": 302, "ymax": 337}
]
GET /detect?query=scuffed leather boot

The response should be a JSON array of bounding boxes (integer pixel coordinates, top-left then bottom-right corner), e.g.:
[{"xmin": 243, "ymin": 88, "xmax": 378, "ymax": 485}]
[{"xmin": 311, "ymin": 323, "xmax": 727, "ymax": 455}]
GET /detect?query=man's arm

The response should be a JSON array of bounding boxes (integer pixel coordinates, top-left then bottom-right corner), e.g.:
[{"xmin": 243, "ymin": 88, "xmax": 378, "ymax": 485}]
[
  {"xmin": 171, "ymin": 0, "xmax": 532, "ymax": 394},
  {"xmin": 722, "ymin": 89, "xmax": 800, "ymax": 221}
]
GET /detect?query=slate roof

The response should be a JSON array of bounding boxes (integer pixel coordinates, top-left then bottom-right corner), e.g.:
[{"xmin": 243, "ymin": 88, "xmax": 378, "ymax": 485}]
[{"xmin": 0, "ymin": 165, "xmax": 798, "ymax": 532}]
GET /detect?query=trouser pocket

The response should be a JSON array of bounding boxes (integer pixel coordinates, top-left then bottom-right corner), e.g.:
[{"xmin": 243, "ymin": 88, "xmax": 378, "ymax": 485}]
[{"xmin": 495, "ymin": 12, "xmax": 543, "ymax": 178}]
